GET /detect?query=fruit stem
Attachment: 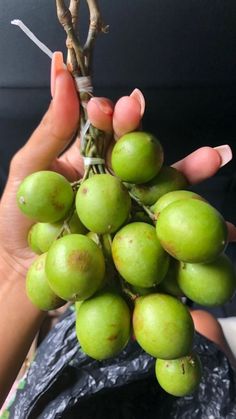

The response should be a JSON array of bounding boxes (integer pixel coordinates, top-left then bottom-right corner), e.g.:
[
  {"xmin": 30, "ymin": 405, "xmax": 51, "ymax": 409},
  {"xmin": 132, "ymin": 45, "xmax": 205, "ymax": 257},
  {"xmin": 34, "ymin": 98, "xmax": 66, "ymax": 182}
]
[
  {"xmin": 56, "ymin": 0, "xmax": 108, "ymax": 181},
  {"xmin": 118, "ymin": 276, "xmax": 138, "ymax": 302},
  {"xmin": 128, "ymin": 190, "xmax": 156, "ymax": 222}
]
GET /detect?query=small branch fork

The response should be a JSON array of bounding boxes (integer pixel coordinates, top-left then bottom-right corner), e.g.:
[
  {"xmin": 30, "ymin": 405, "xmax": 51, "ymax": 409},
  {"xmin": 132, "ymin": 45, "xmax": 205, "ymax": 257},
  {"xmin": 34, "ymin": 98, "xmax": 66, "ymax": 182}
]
[{"xmin": 55, "ymin": 0, "xmax": 107, "ymax": 76}]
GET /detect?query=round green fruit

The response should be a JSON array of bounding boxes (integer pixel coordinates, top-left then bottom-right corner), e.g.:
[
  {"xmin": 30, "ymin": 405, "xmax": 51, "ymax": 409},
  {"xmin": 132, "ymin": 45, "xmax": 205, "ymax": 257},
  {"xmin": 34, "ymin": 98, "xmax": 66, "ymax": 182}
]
[
  {"xmin": 28, "ymin": 211, "xmax": 87, "ymax": 254},
  {"xmin": 45, "ymin": 234, "xmax": 105, "ymax": 301},
  {"xmin": 156, "ymin": 198, "xmax": 227, "ymax": 263},
  {"xmin": 112, "ymin": 222, "xmax": 170, "ymax": 288},
  {"xmin": 26, "ymin": 253, "xmax": 66, "ymax": 311},
  {"xmin": 133, "ymin": 293, "xmax": 194, "ymax": 359},
  {"xmin": 152, "ymin": 189, "xmax": 205, "ymax": 218},
  {"xmin": 76, "ymin": 291, "xmax": 131, "ymax": 360},
  {"xmin": 155, "ymin": 352, "xmax": 202, "ymax": 397},
  {"xmin": 177, "ymin": 254, "xmax": 236, "ymax": 306},
  {"xmin": 76, "ymin": 174, "xmax": 131, "ymax": 234},
  {"xmin": 111, "ymin": 131, "xmax": 164, "ymax": 184},
  {"xmin": 131, "ymin": 166, "xmax": 188, "ymax": 206},
  {"xmin": 17, "ymin": 171, "xmax": 74, "ymax": 223}
]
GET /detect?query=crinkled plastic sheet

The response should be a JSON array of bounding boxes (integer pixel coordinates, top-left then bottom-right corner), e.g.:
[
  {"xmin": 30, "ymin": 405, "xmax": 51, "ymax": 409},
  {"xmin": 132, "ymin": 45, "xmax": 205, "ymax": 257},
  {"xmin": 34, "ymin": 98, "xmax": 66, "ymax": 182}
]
[{"xmin": 8, "ymin": 307, "xmax": 236, "ymax": 419}]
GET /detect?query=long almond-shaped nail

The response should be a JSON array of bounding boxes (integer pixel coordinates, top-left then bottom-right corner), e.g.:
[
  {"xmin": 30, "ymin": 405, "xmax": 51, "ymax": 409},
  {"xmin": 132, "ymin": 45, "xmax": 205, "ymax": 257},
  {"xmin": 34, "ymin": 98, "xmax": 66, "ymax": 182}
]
[
  {"xmin": 213, "ymin": 144, "xmax": 232, "ymax": 167},
  {"xmin": 51, "ymin": 51, "xmax": 66, "ymax": 98},
  {"xmin": 130, "ymin": 88, "xmax": 145, "ymax": 117}
]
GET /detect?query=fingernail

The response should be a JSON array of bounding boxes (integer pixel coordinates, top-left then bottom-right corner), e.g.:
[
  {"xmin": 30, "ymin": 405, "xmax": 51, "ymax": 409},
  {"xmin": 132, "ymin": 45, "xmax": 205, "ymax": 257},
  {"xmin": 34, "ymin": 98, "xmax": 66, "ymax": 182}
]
[
  {"xmin": 89, "ymin": 97, "xmax": 113, "ymax": 115},
  {"xmin": 213, "ymin": 144, "xmax": 232, "ymax": 167},
  {"xmin": 130, "ymin": 88, "xmax": 145, "ymax": 117},
  {"xmin": 51, "ymin": 51, "xmax": 66, "ymax": 97}
]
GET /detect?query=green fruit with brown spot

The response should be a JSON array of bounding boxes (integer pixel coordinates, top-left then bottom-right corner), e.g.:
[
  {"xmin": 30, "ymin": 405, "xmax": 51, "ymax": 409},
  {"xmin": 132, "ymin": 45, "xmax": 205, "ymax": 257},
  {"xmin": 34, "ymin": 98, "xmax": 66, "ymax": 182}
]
[
  {"xmin": 26, "ymin": 253, "xmax": 66, "ymax": 311},
  {"xmin": 155, "ymin": 352, "xmax": 202, "ymax": 396},
  {"xmin": 45, "ymin": 234, "xmax": 105, "ymax": 301},
  {"xmin": 76, "ymin": 174, "xmax": 131, "ymax": 234},
  {"xmin": 131, "ymin": 166, "xmax": 188, "ymax": 206},
  {"xmin": 17, "ymin": 171, "xmax": 74, "ymax": 223},
  {"xmin": 133, "ymin": 293, "xmax": 194, "ymax": 359},
  {"xmin": 111, "ymin": 131, "xmax": 164, "ymax": 184},
  {"xmin": 76, "ymin": 291, "xmax": 131, "ymax": 360},
  {"xmin": 177, "ymin": 254, "xmax": 236, "ymax": 306},
  {"xmin": 112, "ymin": 222, "xmax": 170, "ymax": 288},
  {"xmin": 156, "ymin": 198, "xmax": 227, "ymax": 263}
]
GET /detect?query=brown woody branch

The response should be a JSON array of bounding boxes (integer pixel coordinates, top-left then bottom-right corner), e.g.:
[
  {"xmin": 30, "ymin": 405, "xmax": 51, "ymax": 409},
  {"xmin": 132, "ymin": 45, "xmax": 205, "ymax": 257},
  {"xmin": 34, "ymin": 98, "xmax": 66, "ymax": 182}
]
[
  {"xmin": 56, "ymin": 0, "xmax": 86, "ymax": 75},
  {"xmin": 83, "ymin": 0, "xmax": 109, "ymax": 72}
]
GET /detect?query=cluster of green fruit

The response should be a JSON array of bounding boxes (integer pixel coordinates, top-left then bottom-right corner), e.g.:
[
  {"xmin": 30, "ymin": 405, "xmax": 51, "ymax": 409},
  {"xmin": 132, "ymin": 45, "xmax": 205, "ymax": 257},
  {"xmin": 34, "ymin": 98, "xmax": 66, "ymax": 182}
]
[{"xmin": 16, "ymin": 131, "xmax": 236, "ymax": 397}]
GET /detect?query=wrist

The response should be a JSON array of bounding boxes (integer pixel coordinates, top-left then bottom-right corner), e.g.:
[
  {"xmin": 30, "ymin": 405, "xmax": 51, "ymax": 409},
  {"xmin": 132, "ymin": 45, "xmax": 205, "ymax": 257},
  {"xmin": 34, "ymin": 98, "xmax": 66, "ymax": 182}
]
[{"xmin": 0, "ymin": 249, "xmax": 46, "ymax": 407}]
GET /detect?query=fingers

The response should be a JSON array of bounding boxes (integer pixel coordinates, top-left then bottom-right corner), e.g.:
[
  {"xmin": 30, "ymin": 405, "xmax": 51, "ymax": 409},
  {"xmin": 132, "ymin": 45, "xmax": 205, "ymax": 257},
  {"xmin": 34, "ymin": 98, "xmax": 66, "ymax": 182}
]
[
  {"xmin": 9, "ymin": 52, "xmax": 80, "ymax": 180},
  {"xmin": 87, "ymin": 97, "xmax": 114, "ymax": 132},
  {"xmin": 87, "ymin": 88, "xmax": 145, "ymax": 138},
  {"xmin": 112, "ymin": 89, "xmax": 145, "ymax": 138},
  {"xmin": 172, "ymin": 145, "xmax": 232, "ymax": 184},
  {"xmin": 226, "ymin": 222, "xmax": 236, "ymax": 242}
]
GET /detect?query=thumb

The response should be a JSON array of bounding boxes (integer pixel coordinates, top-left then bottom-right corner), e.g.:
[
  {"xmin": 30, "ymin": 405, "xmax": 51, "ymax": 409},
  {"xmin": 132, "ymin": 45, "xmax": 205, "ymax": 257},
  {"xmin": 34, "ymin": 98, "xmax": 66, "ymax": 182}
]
[{"xmin": 9, "ymin": 52, "xmax": 80, "ymax": 181}]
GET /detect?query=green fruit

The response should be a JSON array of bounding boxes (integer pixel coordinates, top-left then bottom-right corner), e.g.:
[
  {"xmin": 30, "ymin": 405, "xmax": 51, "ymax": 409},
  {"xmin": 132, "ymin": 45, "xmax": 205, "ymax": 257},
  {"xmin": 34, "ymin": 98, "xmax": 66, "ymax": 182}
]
[
  {"xmin": 133, "ymin": 293, "xmax": 194, "ymax": 359},
  {"xmin": 112, "ymin": 222, "xmax": 170, "ymax": 288},
  {"xmin": 76, "ymin": 174, "xmax": 131, "ymax": 234},
  {"xmin": 152, "ymin": 189, "xmax": 205, "ymax": 218},
  {"xmin": 45, "ymin": 234, "xmax": 105, "ymax": 301},
  {"xmin": 69, "ymin": 211, "xmax": 87, "ymax": 234},
  {"xmin": 26, "ymin": 253, "xmax": 66, "ymax": 311},
  {"xmin": 28, "ymin": 212, "xmax": 87, "ymax": 254},
  {"xmin": 28, "ymin": 222, "xmax": 62, "ymax": 254},
  {"xmin": 177, "ymin": 254, "xmax": 236, "ymax": 306},
  {"xmin": 76, "ymin": 291, "xmax": 131, "ymax": 360},
  {"xmin": 111, "ymin": 131, "xmax": 164, "ymax": 184},
  {"xmin": 155, "ymin": 352, "xmax": 202, "ymax": 396},
  {"xmin": 156, "ymin": 199, "xmax": 227, "ymax": 263},
  {"xmin": 17, "ymin": 171, "xmax": 74, "ymax": 223},
  {"xmin": 131, "ymin": 166, "xmax": 188, "ymax": 206},
  {"xmin": 157, "ymin": 258, "xmax": 183, "ymax": 297}
]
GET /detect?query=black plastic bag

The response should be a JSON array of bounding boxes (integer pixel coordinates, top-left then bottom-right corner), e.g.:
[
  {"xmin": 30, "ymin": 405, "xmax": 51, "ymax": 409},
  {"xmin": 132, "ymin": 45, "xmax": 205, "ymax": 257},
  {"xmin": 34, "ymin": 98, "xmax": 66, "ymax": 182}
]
[{"xmin": 7, "ymin": 306, "xmax": 236, "ymax": 419}]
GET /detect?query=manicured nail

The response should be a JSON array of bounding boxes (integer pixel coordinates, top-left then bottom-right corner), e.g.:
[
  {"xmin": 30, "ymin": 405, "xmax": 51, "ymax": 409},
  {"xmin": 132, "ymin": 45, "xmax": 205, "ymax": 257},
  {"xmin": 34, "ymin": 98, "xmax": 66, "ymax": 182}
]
[
  {"xmin": 89, "ymin": 97, "xmax": 113, "ymax": 115},
  {"xmin": 130, "ymin": 88, "xmax": 145, "ymax": 117},
  {"xmin": 213, "ymin": 145, "xmax": 232, "ymax": 167},
  {"xmin": 51, "ymin": 51, "xmax": 66, "ymax": 98}
]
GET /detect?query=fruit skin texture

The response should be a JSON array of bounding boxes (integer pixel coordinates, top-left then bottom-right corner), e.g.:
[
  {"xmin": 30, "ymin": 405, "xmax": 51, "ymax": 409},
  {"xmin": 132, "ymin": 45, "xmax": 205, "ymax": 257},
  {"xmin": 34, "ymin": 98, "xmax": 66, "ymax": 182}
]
[
  {"xmin": 155, "ymin": 352, "xmax": 202, "ymax": 397},
  {"xmin": 28, "ymin": 212, "xmax": 87, "ymax": 254},
  {"xmin": 177, "ymin": 254, "xmax": 236, "ymax": 306},
  {"xmin": 76, "ymin": 291, "xmax": 131, "ymax": 360},
  {"xmin": 156, "ymin": 198, "xmax": 227, "ymax": 263},
  {"xmin": 131, "ymin": 166, "xmax": 188, "ymax": 206},
  {"xmin": 17, "ymin": 171, "xmax": 74, "ymax": 223},
  {"xmin": 111, "ymin": 131, "xmax": 164, "ymax": 184},
  {"xmin": 45, "ymin": 234, "xmax": 105, "ymax": 301},
  {"xmin": 112, "ymin": 222, "xmax": 170, "ymax": 288},
  {"xmin": 26, "ymin": 253, "xmax": 66, "ymax": 311},
  {"xmin": 76, "ymin": 174, "xmax": 131, "ymax": 234},
  {"xmin": 151, "ymin": 189, "xmax": 205, "ymax": 217},
  {"xmin": 133, "ymin": 293, "xmax": 194, "ymax": 359}
]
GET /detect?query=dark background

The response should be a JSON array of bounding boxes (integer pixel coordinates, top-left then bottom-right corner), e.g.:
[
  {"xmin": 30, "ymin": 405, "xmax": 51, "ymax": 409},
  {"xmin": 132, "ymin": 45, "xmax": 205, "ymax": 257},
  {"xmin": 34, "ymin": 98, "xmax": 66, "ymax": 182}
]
[{"xmin": 1, "ymin": 0, "xmax": 236, "ymax": 315}]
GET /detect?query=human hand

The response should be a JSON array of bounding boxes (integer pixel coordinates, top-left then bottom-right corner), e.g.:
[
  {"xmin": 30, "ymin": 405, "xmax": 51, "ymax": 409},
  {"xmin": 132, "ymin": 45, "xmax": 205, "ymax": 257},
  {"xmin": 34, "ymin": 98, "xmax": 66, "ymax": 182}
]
[{"xmin": 0, "ymin": 51, "xmax": 235, "ymax": 280}]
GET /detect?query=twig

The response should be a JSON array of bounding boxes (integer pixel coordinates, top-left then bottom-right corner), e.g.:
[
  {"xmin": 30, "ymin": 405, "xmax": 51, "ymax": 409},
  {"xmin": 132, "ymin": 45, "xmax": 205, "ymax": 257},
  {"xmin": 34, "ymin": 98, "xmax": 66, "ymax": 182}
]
[
  {"xmin": 66, "ymin": 1, "xmax": 80, "ymax": 75},
  {"xmin": 69, "ymin": 0, "xmax": 80, "ymax": 29},
  {"xmin": 84, "ymin": 0, "xmax": 109, "ymax": 72},
  {"xmin": 56, "ymin": 0, "xmax": 86, "ymax": 75}
]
